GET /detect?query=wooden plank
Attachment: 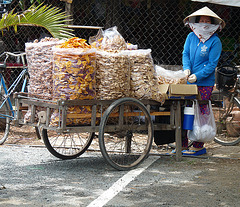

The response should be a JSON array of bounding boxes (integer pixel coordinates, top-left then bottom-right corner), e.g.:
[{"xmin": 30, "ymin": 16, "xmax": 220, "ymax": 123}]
[
  {"xmin": 91, "ymin": 105, "xmax": 97, "ymax": 127},
  {"xmin": 19, "ymin": 99, "xmax": 58, "ymax": 109},
  {"xmin": 63, "ymin": 25, "xmax": 103, "ymax": 29},
  {"xmin": 66, "ymin": 111, "xmax": 171, "ymax": 119},
  {"xmin": 175, "ymin": 101, "xmax": 182, "ymax": 161},
  {"xmin": 46, "ymin": 108, "xmax": 50, "ymax": 127},
  {"xmin": 30, "ymin": 105, "xmax": 36, "ymax": 124},
  {"xmin": 19, "ymin": 106, "xmax": 28, "ymax": 110}
]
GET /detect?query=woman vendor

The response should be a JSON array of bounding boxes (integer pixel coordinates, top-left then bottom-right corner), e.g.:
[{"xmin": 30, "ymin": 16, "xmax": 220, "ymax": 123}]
[{"xmin": 182, "ymin": 6, "xmax": 225, "ymax": 156}]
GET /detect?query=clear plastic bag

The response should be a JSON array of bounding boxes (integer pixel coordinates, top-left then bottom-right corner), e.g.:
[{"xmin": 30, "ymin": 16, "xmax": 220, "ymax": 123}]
[
  {"xmin": 91, "ymin": 26, "xmax": 127, "ymax": 50},
  {"xmin": 95, "ymin": 50, "xmax": 130, "ymax": 100},
  {"xmin": 89, "ymin": 29, "xmax": 103, "ymax": 46},
  {"xmin": 155, "ymin": 65, "xmax": 187, "ymax": 84},
  {"xmin": 188, "ymin": 100, "xmax": 216, "ymax": 142},
  {"xmin": 124, "ymin": 49, "xmax": 164, "ymax": 104},
  {"xmin": 101, "ymin": 26, "xmax": 127, "ymax": 50},
  {"xmin": 24, "ymin": 38, "xmax": 63, "ymax": 123},
  {"xmin": 50, "ymin": 46, "xmax": 97, "ymax": 126},
  {"xmin": 25, "ymin": 39, "xmax": 63, "ymax": 99}
]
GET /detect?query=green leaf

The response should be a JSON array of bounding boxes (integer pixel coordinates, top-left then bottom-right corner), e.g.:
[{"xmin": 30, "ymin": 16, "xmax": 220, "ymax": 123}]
[{"xmin": 0, "ymin": 4, "xmax": 74, "ymax": 39}]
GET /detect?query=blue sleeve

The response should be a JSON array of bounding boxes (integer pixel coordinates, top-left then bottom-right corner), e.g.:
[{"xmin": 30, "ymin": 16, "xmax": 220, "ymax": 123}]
[
  {"xmin": 195, "ymin": 38, "xmax": 222, "ymax": 82},
  {"xmin": 182, "ymin": 33, "xmax": 192, "ymax": 71}
]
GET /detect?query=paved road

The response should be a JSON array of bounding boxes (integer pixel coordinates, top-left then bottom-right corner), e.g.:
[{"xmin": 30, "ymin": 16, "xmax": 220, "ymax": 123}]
[{"xmin": 0, "ymin": 145, "xmax": 239, "ymax": 207}]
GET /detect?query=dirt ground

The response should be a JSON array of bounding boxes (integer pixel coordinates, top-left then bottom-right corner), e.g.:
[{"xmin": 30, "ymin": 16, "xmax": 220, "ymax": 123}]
[
  {"xmin": 4, "ymin": 125, "xmax": 240, "ymax": 160},
  {"xmin": 1, "ymin": 126, "xmax": 240, "ymax": 206}
]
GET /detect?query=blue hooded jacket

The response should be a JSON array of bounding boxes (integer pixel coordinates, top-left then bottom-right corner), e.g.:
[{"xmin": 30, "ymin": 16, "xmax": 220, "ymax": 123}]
[{"xmin": 182, "ymin": 32, "xmax": 222, "ymax": 86}]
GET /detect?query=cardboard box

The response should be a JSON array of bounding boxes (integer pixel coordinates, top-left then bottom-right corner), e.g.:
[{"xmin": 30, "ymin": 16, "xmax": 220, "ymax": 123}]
[{"xmin": 159, "ymin": 84, "xmax": 199, "ymax": 99}]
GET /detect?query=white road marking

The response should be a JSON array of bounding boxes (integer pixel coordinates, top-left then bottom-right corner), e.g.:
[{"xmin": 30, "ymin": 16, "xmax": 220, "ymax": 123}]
[{"xmin": 87, "ymin": 156, "xmax": 159, "ymax": 207}]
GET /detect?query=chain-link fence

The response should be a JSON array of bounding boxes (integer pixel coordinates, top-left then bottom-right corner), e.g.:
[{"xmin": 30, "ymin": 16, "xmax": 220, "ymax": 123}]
[{"xmin": 0, "ymin": 0, "xmax": 239, "ymax": 87}]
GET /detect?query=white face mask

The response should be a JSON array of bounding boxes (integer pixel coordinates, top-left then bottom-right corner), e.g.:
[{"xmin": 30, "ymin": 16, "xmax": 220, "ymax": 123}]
[{"xmin": 188, "ymin": 23, "xmax": 220, "ymax": 43}]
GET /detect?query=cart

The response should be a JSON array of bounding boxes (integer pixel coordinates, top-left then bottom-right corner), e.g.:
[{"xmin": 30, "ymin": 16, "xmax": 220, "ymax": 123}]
[{"xmin": 14, "ymin": 93, "xmax": 186, "ymax": 171}]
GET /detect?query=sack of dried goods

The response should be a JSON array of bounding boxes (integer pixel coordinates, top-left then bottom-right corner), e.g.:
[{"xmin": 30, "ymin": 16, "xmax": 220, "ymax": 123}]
[
  {"xmin": 91, "ymin": 26, "xmax": 127, "ymax": 51},
  {"xmin": 155, "ymin": 65, "xmax": 187, "ymax": 84},
  {"xmin": 91, "ymin": 28, "xmax": 163, "ymax": 103},
  {"xmin": 95, "ymin": 50, "xmax": 130, "ymax": 100},
  {"xmin": 50, "ymin": 37, "xmax": 96, "ymax": 126},
  {"xmin": 24, "ymin": 37, "xmax": 62, "ymax": 123},
  {"xmin": 124, "ymin": 49, "xmax": 164, "ymax": 104},
  {"xmin": 25, "ymin": 37, "xmax": 62, "ymax": 99}
]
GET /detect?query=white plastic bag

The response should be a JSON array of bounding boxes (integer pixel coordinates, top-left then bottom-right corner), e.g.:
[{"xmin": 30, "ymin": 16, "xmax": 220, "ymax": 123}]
[
  {"xmin": 155, "ymin": 65, "xmax": 187, "ymax": 84},
  {"xmin": 188, "ymin": 100, "xmax": 216, "ymax": 142}
]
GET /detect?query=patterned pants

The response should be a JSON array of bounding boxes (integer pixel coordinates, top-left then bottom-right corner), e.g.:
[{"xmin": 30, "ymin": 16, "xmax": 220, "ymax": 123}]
[{"xmin": 182, "ymin": 86, "xmax": 214, "ymax": 148}]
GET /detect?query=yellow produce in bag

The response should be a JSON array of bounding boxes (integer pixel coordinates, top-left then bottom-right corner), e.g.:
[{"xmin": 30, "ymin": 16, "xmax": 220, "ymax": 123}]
[{"xmin": 50, "ymin": 38, "xmax": 96, "ymax": 126}]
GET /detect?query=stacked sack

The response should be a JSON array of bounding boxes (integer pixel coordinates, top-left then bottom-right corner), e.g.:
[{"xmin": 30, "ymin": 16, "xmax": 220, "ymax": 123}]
[
  {"xmin": 50, "ymin": 37, "xmax": 96, "ymax": 126},
  {"xmin": 126, "ymin": 49, "xmax": 163, "ymax": 103},
  {"xmin": 91, "ymin": 26, "xmax": 164, "ymax": 104},
  {"xmin": 92, "ymin": 27, "xmax": 130, "ymax": 100},
  {"xmin": 24, "ymin": 37, "xmax": 62, "ymax": 122},
  {"xmin": 95, "ymin": 50, "xmax": 130, "ymax": 100}
]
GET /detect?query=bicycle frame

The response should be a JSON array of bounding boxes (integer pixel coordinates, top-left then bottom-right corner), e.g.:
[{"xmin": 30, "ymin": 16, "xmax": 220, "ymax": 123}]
[{"xmin": 0, "ymin": 52, "xmax": 28, "ymax": 120}]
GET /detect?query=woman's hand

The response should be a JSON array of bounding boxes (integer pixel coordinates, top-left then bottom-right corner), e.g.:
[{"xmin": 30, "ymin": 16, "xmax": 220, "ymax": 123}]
[
  {"xmin": 184, "ymin": 69, "xmax": 191, "ymax": 77},
  {"xmin": 188, "ymin": 74, "xmax": 197, "ymax": 83}
]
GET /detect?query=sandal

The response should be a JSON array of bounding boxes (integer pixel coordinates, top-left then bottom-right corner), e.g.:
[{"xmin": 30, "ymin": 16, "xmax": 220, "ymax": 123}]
[
  {"xmin": 166, "ymin": 147, "xmax": 188, "ymax": 155},
  {"xmin": 182, "ymin": 148, "xmax": 206, "ymax": 156}
]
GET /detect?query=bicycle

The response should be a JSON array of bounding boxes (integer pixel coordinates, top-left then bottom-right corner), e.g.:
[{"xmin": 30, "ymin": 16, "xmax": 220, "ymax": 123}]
[
  {"xmin": 0, "ymin": 51, "xmax": 40, "ymax": 144},
  {"xmin": 213, "ymin": 58, "xmax": 240, "ymax": 146}
]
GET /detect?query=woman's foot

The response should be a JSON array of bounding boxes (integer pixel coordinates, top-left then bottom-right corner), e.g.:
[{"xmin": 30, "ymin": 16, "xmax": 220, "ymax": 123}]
[
  {"xmin": 182, "ymin": 147, "xmax": 206, "ymax": 156},
  {"xmin": 168, "ymin": 147, "xmax": 188, "ymax": 154}
]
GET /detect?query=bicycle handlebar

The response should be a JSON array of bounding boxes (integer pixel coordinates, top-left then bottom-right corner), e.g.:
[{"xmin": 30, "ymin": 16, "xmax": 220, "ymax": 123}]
[
  {"xmin": 0, "ymin": 51, "xmax": 27, "ymax": 67},
  {"xmin": 0, "ymin": 51, "xmax": 26, "ymax": 58}
]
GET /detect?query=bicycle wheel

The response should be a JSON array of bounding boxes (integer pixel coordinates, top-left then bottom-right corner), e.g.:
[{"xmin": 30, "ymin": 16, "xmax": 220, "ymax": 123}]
[
  {"xmin": 42, "ymin": 129, "xmax": 95, "ymax": 159},
  {"xmin": 0, "ymin": 94, "xmax": 11, "ymax": 144},
  {"xmin": 213, "ymin": 92, "xmax": 240, "ymax": 146},
  {"xmin": 99, "ymin": 98, "xmax": 153, "ymax": 171}
]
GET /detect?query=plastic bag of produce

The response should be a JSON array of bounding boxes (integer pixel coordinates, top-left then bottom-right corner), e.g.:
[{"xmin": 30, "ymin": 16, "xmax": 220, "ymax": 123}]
[
  {"xmin": 123, "ymin": 49, "xmax": 164, "ymax": 104},
  {"xmin": 95, "ymin": 50, "xmax": 130, "ymax": 100},
  {"xmin": 91, "ymin": 26, "xmax": 127, "ymax": 50},
  {"xmin": 188, "ymin": 101, "xmax": 216, "ymax": 142},
  {"xmin": 25, "ymin": 37, "xmax": 62, "ymax": 99},
  {"xmin": 50, "ymin": 38, "xmax": 96, "ymax": 126},
  {"xmin": 155, "ymin": 65, "xmax": 187, "ymax": 84},
  {"xmin": 24, "ymin": 37, "xmax": 63, "ymax": 123}
]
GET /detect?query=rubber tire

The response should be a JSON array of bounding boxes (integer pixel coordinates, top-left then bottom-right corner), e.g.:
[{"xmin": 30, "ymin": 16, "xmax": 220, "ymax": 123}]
[
  {"xmin": 42, "ymin": 129, "xmax": 95, "ymax": 159},
  {"xmin": 214, "ymin": 94, "xmax": 240, "ymax": 146},
  {"xmin": 0, "ymin": 94, "xmax": 11, "ymax": 145},
  {"xmin": 99, "ymin": 97, "xmax": 153, "ymax": 171},
  {"xmin": 35, "ymin": 126, "xmax": 41, "ymax": 140}
]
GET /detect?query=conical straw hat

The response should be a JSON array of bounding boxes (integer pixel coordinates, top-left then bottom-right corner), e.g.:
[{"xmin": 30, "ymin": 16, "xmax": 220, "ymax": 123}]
[{"xmin": 183, "ymin": 6, "xmax": 225, "ymax": 28}]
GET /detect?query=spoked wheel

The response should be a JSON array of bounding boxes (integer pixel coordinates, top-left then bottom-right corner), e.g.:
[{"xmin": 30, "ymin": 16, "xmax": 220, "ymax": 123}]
[
  {"xmin": 213, "ymin": 91, "xmax": 240, "ymax": 146},
  {"xmin": 42, "ymin": 129, "xmax": 95, "ymax": 159},
  {"xmin": 99, "ymin": 98, "xmax": 153, "ymax": 171},
  {"xmin": 0, "ymin": 94, "xmax": 11, "ymax": 144}
]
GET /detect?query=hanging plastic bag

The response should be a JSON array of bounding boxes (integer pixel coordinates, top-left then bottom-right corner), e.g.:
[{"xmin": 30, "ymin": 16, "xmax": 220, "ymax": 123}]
[{"xmin": 188, "ymin": 100, "xmax": 216, "ymax": 142}]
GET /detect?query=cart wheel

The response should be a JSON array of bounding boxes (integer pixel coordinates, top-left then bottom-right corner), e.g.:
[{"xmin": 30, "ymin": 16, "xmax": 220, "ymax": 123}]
[
  {"xmin": 42, "ymin": 129, "xmax": 95, "ymax": 159},
  {"xmin": 99, "ymin": 97, "xmax": 153, "ymax": 171}
]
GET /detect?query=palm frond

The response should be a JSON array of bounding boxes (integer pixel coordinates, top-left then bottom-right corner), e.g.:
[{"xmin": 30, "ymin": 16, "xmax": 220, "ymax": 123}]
[{"xmin": 0, "ymin": 4, "xmax": 74, "ymax": 39}]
